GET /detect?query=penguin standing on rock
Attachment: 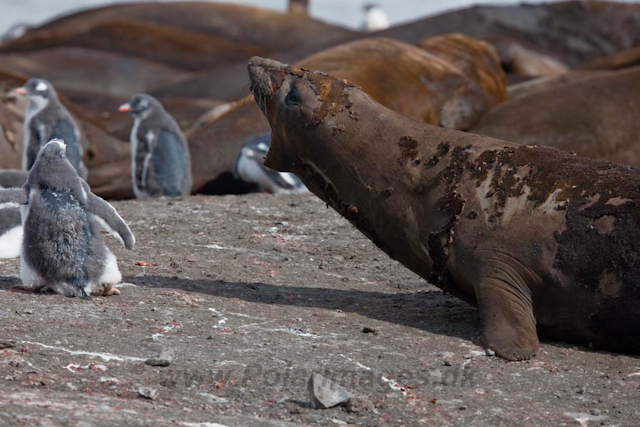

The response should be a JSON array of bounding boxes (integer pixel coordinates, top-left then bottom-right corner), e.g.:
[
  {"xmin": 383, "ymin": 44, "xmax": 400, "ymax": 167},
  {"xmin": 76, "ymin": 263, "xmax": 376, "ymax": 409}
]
[
  {"xmin": 0, "ymin": 187, "xmax": 25, "ymax": 259},
  {"xmin": 235, "ymin": 133, "xmax": 307, "ymax": 194},
  {"xmin": 119, "ymin": 94, "xmax": 192, "ymax": 199},
  {"xmin": 20, "ymin": 139, "xmax": 135, "ymax": 299},
  {"xmin": 15, "ymin": 78, "xmax": 87, "ymax": 178}
]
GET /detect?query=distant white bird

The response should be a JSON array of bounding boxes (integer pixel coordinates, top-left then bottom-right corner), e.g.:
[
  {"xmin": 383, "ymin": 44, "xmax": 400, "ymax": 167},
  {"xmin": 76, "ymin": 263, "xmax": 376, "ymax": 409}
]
[{"xmin": 362, "ymin": 3, "xmax": 390, "ymax": 32}]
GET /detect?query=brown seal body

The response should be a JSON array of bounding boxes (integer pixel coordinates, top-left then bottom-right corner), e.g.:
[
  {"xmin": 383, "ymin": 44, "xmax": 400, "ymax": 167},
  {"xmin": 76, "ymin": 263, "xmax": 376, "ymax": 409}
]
[
  {"xmin": 0, "ymin": 19, "xmax": 266, "ymax": 72},
  {"xmin": 0, "ymin": 47, "xmax": 186, "ymax": 97},
  {"xmin": 470, "ymin": 67, "xmax": 640, "ymax": 166},
  {"xmin": 380, "ymin": 1, "xmax": 640, "ymax": 69},
  {"xmin": 30, "ymin": 2, "xmax": 356, "ymax": 53},
  {"xmin": 299, "ymin": 37, "xmax": 505, "ymax": 129},
  {"xmin": 249, "ymin": 56, "xmax": 640, "ymax": 360}
]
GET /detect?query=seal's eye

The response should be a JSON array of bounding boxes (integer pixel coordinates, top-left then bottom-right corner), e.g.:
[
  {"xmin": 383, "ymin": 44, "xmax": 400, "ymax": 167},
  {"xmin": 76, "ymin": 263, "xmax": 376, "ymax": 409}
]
[{"xmin": 285, "ymin": 86, "xmax": 301, "ymax": 107}]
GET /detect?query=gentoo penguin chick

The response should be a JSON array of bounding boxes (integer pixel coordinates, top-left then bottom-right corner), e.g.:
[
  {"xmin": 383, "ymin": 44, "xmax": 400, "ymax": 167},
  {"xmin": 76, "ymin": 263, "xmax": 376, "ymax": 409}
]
[
  {"xmin": 362, "ymin": 3, "xmax": 390, "ymax": 32},
  {"xmin": 0, "ymin": 170, "xmax": 28, "ymax": 189},
  {"xmin": 15, "ymin": 78, "xmax": 87, "ymax": 178},
  {"xmin": 234, "ymin": 134, "xmax": 307, "ymax": 194},
  {"xmin": 119, "ymin": 94, "xmax": 192, "ymax": 199},
  {"xmin": 20, "ymin": 139, "xmax": 135, "ymax": 299},
  {"xmin": 0, "ymin": 187, "xmax": 25, "ymax": 259}
]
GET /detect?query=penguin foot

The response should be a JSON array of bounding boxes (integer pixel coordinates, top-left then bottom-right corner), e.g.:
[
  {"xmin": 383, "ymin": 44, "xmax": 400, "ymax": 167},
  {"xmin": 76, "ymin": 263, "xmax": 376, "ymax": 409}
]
[
  {"xmin": 76, "ymin": 288, "xmax": 93, "ymax": 300},
  {"xmin": 98, "ymin": 284, "xmax": 121, "ymax": 297}
]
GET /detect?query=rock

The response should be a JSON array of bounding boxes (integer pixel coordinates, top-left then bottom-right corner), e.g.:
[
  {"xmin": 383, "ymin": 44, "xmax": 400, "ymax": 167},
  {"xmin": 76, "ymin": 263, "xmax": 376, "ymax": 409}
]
[
  {"xmin": 145, "ymin": 349, "xmax": 174, "ymax": 367},
  {"xmin": 484, "ymin": 348, "xmax": 496, "ymax": 357},
  {"xmin": 137, "ymin": 387, "xmax": 157, "ymax": 400},
  {"xmin": 361, "ymin": 327, "xmax": 377, "ymax": 334},
  {"xmin": 308, "ymin": 373, "xmax": 351, "ymax": 409}
]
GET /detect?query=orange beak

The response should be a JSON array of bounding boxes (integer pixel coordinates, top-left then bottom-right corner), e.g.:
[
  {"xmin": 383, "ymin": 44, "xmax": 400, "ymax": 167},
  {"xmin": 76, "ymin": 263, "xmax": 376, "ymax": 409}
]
[
  {"xmin": 118, "ymin": 103, "xmax": 131, "ymax": 112},
  {"xmin": 14, "ymin": 87, "xmax": 27, "ymax": 95}
]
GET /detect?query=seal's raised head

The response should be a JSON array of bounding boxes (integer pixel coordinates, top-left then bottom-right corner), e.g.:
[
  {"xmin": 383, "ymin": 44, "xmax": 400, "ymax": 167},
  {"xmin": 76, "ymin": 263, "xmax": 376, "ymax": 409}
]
[{"xmin": 248, "ymin": 56, "xmax": 359, "ymax": 174}]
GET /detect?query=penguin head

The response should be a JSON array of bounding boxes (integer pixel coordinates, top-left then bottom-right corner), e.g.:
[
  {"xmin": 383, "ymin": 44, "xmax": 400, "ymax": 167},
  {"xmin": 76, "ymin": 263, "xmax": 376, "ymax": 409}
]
[
  {"xmin": 119, "ymin": 94, "xmax": 163, "ymax": 118},
  {"xmin": 15, "ymin": 78, "xmax": 57, "ymax": 107},
  {"xmin": 39, "ymin": 139, "xmax": 68, "ymax": 161}
]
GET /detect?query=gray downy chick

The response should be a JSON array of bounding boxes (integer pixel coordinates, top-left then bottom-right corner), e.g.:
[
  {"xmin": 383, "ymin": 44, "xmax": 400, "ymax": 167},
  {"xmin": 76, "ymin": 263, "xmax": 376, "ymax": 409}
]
[
  {"xmin": 16, "ymin": 78, "xmax": 88, "ymax": 179},
  {"xmin": 20, "ymin": 139, "xmax": 135, "ymax": 299},
  {"xmin": 119, "ymin": 94, "xmax": 192, "ymax": 199},
  {"xmin": 234, "ymin": 133, "xmax": 308, "ymax": 194},
  {"xmin": 0, "ymin": 187, "xmax": 26, "ymax": 259}
]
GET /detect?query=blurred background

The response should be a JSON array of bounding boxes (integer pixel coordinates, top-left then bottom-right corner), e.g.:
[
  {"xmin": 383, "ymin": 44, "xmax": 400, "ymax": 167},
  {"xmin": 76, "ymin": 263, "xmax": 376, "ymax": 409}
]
[
  {"xmin": 3, "ymin": 0, "xmax": 640, "ymax": 201},
  {"xmin": 1, "ymin": 0, "xmax": 575, "ymax": 33}
]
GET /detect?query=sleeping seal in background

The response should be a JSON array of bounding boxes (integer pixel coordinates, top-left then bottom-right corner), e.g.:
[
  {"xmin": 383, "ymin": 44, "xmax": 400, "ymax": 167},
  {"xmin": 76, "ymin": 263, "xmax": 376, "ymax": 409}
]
[
  {"xmin": 119, "ymin": 94, "xmax": 192, "ymax": 199},
  {"xmin": 15, "ymin": 78, "xmax": 87, "ymax": 178},
  {"xmin": 0, "ymin": 187, "xmax": 25, "ymax": 259},
  {"xmin": 249, "ymin": 56, "xmax": 640, "ymax": 361},
  {"xmin": 20, "ymin": 139, "xmax": 135, "ymax": 299},
  {"xmin": 235, "ymin": 134, "xmax": 307, "ymax": 194}
]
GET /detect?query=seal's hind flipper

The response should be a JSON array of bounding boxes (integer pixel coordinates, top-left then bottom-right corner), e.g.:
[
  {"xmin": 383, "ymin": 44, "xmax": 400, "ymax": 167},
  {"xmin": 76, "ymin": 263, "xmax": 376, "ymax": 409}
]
[{"xmin": 476, "ymin": 277, "xmax": 539, "ymax": 361}]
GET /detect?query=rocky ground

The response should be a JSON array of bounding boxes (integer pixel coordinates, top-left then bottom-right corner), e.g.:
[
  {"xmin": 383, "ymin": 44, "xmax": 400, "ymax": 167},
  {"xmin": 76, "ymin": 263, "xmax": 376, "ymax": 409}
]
[{"xmin": 0, "ymin": 193, "xmax": 639, "ymax": 426}]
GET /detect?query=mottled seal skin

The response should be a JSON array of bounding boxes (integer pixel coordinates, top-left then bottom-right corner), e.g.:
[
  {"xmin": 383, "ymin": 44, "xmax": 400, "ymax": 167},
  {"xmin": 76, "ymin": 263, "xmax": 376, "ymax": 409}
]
[{"xmin": 249, "ymin": 57, "xmax": 640, "ymax": 360}]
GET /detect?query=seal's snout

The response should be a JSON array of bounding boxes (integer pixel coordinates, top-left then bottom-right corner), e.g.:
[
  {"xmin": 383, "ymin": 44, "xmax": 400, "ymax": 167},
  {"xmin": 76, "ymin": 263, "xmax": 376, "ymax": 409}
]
[{"xmin": 248, "ymin": 56, "xmax": 286, "ymax": 99}]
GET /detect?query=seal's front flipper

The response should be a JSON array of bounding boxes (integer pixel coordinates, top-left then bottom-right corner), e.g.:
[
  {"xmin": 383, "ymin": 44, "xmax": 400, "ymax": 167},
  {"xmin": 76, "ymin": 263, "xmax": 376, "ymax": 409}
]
[
  {"xmin": 82, "ymin": 181, "xmax": 135, "ymax": 250},
  {"xmin": 476, "ymin": 277, "xmax": 539, "ymax": 361}
]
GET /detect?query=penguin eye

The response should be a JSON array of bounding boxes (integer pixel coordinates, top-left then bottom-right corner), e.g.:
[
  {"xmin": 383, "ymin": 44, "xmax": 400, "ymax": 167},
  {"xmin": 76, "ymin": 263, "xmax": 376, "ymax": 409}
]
[{"xmin": 285, "ymin": 86, "xmax": 301, "ymax": 107}]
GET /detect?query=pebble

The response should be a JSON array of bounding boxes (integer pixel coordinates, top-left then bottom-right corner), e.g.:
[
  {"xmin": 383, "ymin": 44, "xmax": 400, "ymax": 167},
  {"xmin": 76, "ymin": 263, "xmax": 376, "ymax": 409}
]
[
  {"xmin": 361, "ymin": 327, "xmax": 377, "ymax": 334},
  {"xmin": 308, "ymin": 373, "xmax": 351, "ymax": 409},
  {"xmin": 138, "ymin": 387, "xmax": 157, "ymax": 400},
  {"xmin": 484, "ymin": 348, "xmax": 496, "ymax": 357}
]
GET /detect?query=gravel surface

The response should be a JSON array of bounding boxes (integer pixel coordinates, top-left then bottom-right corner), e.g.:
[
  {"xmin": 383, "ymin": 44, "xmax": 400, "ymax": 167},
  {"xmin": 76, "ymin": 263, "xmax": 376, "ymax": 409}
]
[{"xmin": 0, "ymin": 193, "xmax": 639, "ymax": 426}]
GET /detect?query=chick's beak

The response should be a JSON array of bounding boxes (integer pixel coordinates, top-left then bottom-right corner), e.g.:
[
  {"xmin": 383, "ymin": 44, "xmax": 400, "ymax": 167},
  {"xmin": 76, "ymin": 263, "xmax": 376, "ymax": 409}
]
[
  {"xmin": 14, "ymin": 87, "xmax": 27, "ymax": 95},
  {"xmin": 118, "ymin": 103, "xmax": 131, "ymax": 112}
]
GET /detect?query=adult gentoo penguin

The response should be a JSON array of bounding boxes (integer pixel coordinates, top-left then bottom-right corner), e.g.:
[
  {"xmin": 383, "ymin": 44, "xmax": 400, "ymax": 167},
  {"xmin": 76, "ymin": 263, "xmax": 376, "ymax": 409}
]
[
  {"xmin": 362, "ymin": 3, "xmax": 389, "ymax": 32},
  {"xmin": 20, "ymin": 139, "xmax": 135, "ymax": 299},
  {"xmin": 235, "ymin": 133, "xmax": 307, "ymax": 194},
  {"xmin": 0, "ymin": 187, "xmax": 25, "ymax": 259},
  {"xmin": 119, "ymin": 94, "xmax": 192, "ymax": 199},
  {"xmin": 15, "ymin": 78, "xmax": 87, "ymax": 178}
]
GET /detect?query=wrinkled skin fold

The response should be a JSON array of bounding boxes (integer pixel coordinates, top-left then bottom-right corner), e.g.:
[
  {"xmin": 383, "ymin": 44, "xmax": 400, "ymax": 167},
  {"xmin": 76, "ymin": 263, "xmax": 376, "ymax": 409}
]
[{"xmin": 248, "ymin": 56, "xmax": 640, "ymax": 361}]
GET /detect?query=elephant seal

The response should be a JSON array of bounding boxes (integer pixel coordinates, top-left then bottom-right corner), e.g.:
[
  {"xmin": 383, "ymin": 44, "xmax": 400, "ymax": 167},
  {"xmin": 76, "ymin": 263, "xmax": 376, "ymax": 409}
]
[
  {"xmin": 299, "ymin": 37, "xmax": 506, "ymax": 129},
  {"xmin": 186, "ymin": 35, "xmax": 506, "ymax": 193},
  {"xmin": 248, "ymin": 57, "xmax": 640, "ymax": 360},
  {"xmin": 0, "ymin": 19, "xmax": 266, "ymax": 72},
  {"xmin": 470, "ymin": 67, "xmax": 640, "ymax": 167}
]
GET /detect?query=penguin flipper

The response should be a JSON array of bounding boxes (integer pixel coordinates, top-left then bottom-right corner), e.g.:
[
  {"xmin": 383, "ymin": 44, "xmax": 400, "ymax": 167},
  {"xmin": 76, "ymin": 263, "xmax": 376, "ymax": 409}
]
[
  {"xmin": 82, "ymin": 181, "xmax": 135, "ymax": 250},
  {"xmin": 0, "ymin": 188, "xmax": 27, "ymax": 205}
]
